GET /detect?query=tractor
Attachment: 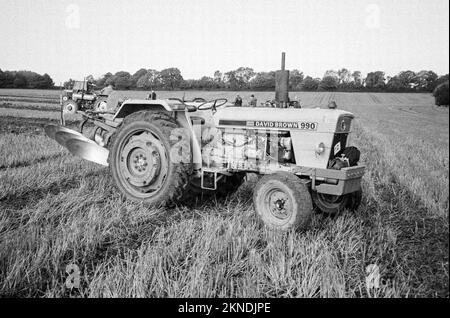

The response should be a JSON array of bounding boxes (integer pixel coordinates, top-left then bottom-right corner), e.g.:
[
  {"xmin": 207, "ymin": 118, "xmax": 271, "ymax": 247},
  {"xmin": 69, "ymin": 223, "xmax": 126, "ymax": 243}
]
[
  {"xmin": 61, "ymin": 79, "xmax": 109, "ymax": 114},
  {"xmin": 46, "ymin": 53, "xmax": 365, "ymax": 231}
]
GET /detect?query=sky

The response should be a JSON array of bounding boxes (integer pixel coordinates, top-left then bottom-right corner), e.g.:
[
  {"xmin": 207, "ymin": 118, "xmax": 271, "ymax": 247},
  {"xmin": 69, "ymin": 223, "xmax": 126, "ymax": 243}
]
[{"xmin": 0, "ymin": 0, "xmax": 448, "ymax": 84}]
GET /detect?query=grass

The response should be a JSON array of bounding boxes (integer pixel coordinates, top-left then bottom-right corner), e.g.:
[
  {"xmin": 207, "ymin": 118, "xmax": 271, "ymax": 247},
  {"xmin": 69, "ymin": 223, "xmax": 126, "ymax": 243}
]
[{"xmin": 0, "ymin": 91, "xmax": 448, "ymax": 297}]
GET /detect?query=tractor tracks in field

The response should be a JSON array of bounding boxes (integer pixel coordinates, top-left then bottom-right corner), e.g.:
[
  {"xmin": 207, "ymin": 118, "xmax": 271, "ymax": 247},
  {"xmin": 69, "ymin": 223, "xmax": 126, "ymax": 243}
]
[
  {"xmin": 0, "ymin": 153, "xmax": 65, "ymax": 171},
  {"xmin": 0, "ymin": 103, "xmax": 60, "ymax": 113},
  {"xmin": 0, "ymin": 116, "xmax": 81, "ymax": 135},
  {"xmin": 354, "ymin": 124, "xmax": 449, "ymax": 297},
  {"xmin": 0, "ymin": 170, "xmax": 106, "ymax": 225}
]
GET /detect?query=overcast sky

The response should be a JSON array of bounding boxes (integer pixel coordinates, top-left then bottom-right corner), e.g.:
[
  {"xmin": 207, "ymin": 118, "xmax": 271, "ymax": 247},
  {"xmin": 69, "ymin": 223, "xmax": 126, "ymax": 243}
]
[{"xmin": 0, "ymin": 0, "xmax": 448, "ymax": 84}]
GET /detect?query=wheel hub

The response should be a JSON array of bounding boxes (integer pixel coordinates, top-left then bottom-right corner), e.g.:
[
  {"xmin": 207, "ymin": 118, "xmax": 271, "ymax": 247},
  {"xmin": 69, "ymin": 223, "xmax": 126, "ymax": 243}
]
[
  {"xmin": 119, "ymin": 132, "xmax": 165, "ymax": 191},
  {"xmin": 267, "ymin": 190, "xmax": 291, "ymax": 220}
]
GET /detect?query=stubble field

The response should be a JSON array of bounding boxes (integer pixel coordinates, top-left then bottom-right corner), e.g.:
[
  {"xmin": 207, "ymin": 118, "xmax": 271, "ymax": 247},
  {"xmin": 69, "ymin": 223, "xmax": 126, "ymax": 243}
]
[{"xmin": 0, "ymin": 89, "xmax": 448, "ymax": 297}]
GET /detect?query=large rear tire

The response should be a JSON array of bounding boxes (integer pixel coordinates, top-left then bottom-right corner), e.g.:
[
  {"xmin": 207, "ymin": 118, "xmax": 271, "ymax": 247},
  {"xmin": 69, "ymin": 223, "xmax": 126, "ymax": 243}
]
[
  {"xmin": 253, "ymin": 172, "xmax": 313, "ymax": 231},
  {"xmin": 109, "ymin": 111, "xmax": 192, "ymax": 207}
]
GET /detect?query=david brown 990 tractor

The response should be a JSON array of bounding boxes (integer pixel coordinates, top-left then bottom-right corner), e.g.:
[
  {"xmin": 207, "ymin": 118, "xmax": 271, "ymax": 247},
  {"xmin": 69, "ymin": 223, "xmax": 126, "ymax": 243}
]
[{"xmin": 46, "ymin": 54, "xmax": 365, "ymax": 231}]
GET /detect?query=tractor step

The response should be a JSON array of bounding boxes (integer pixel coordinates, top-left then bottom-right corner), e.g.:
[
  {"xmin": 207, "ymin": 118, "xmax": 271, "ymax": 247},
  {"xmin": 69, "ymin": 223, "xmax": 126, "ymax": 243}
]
[{"xmin": 200, "ymin": 169, "xmax": 220, "ymax": 191}]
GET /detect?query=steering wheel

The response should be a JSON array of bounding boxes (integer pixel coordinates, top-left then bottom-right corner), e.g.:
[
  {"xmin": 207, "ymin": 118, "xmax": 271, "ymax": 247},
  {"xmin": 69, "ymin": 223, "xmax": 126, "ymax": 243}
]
[{"xmin": 197, "ymin": 98, "xmax": 228, "ymax": 110}]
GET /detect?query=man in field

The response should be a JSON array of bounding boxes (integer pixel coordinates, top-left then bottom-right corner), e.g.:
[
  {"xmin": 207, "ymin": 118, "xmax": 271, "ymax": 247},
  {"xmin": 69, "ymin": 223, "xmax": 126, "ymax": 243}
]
[
  {"xmin": 149, "ymin": 90, "xmax": 157, "ymax": 100},
  {"xmin": 234, "ymin": 94, "xmax": 243, "ymax": 106},
  {"xmin": 249, "ymin": 94, "xmax": 257, "ymax": 107}
]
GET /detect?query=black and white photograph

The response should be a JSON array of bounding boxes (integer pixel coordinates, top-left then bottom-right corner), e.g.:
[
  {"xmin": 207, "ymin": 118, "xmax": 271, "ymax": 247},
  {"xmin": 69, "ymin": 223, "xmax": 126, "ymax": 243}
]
[{"xmin": 0, "ymin": 0, "xmax": 448, "ymax": 303}]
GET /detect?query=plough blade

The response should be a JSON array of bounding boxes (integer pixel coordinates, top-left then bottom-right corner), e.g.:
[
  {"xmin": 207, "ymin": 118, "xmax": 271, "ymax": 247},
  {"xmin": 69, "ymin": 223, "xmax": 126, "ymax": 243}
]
[
  {"xmin": 66, "ymin": 139, "xmax": 109, "ymax": 167},
  {"xmin": 44, "ymin": 124, "xmax": 86, "ymax": 141},
  {"xmin": 44, "ymin": 124, "xmax": 109, "ymax": 166}
]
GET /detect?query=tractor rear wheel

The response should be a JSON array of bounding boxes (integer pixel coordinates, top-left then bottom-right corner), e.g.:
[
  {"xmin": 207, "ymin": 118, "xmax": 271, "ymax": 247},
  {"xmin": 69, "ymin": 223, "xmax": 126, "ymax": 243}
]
[
  {"xmin": 63, "ymin": 100, "xmax": 78, "ymax": 114},
  {"xmin": 253, "ymin": 172, "xmax": 313, "ymax": 231},
  {"xmin": 109, "ymin": 111, "xmax": 192, "ymax": 207}
]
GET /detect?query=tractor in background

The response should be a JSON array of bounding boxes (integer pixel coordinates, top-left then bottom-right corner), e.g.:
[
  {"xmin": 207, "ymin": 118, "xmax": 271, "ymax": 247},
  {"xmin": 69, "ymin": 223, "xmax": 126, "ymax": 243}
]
[{"xmin": 61, "ymin": 79, "xmax": 109, "ymax": 114}]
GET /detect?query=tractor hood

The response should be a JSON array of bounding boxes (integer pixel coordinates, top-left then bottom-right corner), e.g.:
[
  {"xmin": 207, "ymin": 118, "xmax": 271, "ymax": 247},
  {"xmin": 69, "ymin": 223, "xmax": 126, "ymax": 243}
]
[{"xmin": 213, "ymin": 107, "xmax": 354, "ymax": 133}]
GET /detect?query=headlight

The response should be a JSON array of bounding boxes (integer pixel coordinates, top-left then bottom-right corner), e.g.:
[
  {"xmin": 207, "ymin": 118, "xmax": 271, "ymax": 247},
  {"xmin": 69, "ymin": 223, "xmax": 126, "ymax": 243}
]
[{"xmin": 315, "ymin": 142, "xmax": 325, "ymax": 155}]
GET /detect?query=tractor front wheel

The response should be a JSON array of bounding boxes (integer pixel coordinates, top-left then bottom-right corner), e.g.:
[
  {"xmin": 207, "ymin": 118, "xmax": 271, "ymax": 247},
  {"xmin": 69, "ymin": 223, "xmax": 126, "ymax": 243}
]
[{"xmin": 253, "ymin": 172, "xmax": 313, "ymax": 231}]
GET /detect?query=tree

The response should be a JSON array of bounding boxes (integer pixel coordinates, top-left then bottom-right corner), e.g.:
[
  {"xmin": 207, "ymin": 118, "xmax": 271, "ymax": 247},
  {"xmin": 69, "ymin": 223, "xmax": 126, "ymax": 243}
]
[
  {"xmin": 397, "ymin": 70, "xmax": 417, "ymax": 89},
  {"xmin": 159, "ymin": 68, "xmax": 183, "ymax": 90},
  {"xmin": 136, "ymin": 71, "xmax": 153, "ymax": 89},
  {"xmin": 289, "ymin": 69, "xmax": 304, "ymax": 90},
  {"xmin": 338, "ymin": 68, "xmax": 351, "ymax": 84},
  {"xmin": 249, "ymin": 72, "xmax": 275, "ymax": 90},
  {"xmin": 365, "ymin": 71, "xmax": 386, "ymax": 90},
  {"xmin": 131, "ymin": 68, "xmax": 148, "ymax": 88},
  {"xmin": 136, "ymin": 69, "xmax": 160, "ymax": 89},
  {"xmin": 3, "ymin": 71, "xmax": 15, "ymax": 88},
  {"xmin": 0, "ymin": 69, "xmax": 5, "ymax": 88},
  {"xmin": 64, "ymin": 78, "xmax": 75, "ymax": 89},
  {"xmin": 386, "ymin": 76, "xmax": 406, "ymax": 92},
  {"xmin": 352, "ymin": 71, "xmax": 363, "ymax": 88},
  {"xmin": 433, "ymin": 81, "xmax": 449, "ymax": 106},
  {"xmin": 436, "ymin": 74, "xmax": 449, "ymax": 87},
  {"xmin": 96, "ymin": 72, "xmax": 113, "ymax": 88},
  {"xmin": 300, "ymin": 76, "xmax": 320, "ymax": 91},
  {"xmin": 37, "ymin": 73, "xmax": 54, "ymax": 88},
  {"xmin": 213, "ymin": 70, "xmax": 222, "ymax": 83},
  {"xmin": 198, "ymin": 76, "xmax": 217, "ymax": 90},
  {"xmin": 223, "ymin": 70, "xmax": 239, "ymax": 90},
  {"xmin": 414, "ymin": 70, "xmax": 438, "ymax": 92},
  {"xmin": 319, "ymin": 76, "xmax": 339, "ymax": 91},
  {"xmin": 324, "ymin": 70, "xmax": 339, "ymax": 80},
  {"xmin": 112, "ymin": 71, "xmax": 132, "ymax": 90},
  {"xmin": 13, "ymin": 74, "xmax": 27, "ymax": 88},
  {"xmin": 234, "ymin": 67, "xmax": 255, "ymax": 89}
]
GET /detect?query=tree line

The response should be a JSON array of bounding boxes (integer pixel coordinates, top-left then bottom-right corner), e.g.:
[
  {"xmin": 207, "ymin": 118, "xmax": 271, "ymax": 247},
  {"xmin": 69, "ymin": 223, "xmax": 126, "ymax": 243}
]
[
  {"xmin": 0, "ymin": 69, "xmax": 54, "ymax": 89},
  {"xmin": 72, "ymin": 67, "xmax": 448, "ymax": 93},
  {"xmin": 1, "ymin": 67, "xmax": 447, "ymax": 93}
]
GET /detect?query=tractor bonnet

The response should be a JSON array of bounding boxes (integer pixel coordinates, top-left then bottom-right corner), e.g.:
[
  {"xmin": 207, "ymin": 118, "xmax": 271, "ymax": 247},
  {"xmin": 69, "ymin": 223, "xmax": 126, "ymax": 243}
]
[{"xmin": 213, "ymin": 107, "xmax": 355, "ymax": 133}]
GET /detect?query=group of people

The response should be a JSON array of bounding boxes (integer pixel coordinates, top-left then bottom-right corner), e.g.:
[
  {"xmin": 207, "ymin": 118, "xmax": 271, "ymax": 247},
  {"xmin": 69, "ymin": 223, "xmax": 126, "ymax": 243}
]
[{"xmin": 233, "ymin": 94, "xmax": 258, "ymax": 107}]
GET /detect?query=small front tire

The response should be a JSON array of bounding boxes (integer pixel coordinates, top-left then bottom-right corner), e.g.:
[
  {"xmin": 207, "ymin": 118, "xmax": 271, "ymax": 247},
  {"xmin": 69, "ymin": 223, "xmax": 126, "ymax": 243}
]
[{"xmin": 253, "ymin": 172, "xmax": 313, "ymax": 231}]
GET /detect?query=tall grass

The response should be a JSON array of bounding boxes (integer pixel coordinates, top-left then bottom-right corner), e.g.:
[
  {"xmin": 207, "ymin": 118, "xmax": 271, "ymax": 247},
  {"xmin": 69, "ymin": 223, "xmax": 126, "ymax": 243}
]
[{"xmin": 0, "ymin": 92, "xmax": 448, "ymax": 297}]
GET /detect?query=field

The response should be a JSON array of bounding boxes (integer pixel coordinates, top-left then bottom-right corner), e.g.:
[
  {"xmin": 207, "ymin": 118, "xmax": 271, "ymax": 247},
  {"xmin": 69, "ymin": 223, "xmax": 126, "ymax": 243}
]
[{"xmin": 0, "ymin": 88, "xmax": 448, "ymax": 297}]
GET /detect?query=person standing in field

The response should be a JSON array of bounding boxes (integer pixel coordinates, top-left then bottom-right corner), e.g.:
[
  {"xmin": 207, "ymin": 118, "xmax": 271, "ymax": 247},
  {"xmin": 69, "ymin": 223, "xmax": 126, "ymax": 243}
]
[
  {"xmin": 150, "ymin": 90, "xmax": 157, "ymax": 100},
  {"xmin": 249, "ymin": 94, "xmax": 257, "ymax": 107},
  {"xmin": 234, "ymin": 94, "xmax": 243, "ymax": 106}
]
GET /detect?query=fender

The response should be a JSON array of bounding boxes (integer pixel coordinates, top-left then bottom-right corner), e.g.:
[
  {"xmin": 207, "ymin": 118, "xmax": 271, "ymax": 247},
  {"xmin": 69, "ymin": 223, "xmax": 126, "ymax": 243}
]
[
  {"xmin": 113, "ymin": 99, "xmax": 172, "ymax": 119},
  {"xmin": 113, "ymin": 99, "xmax": 203, "ymax": 169}
]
